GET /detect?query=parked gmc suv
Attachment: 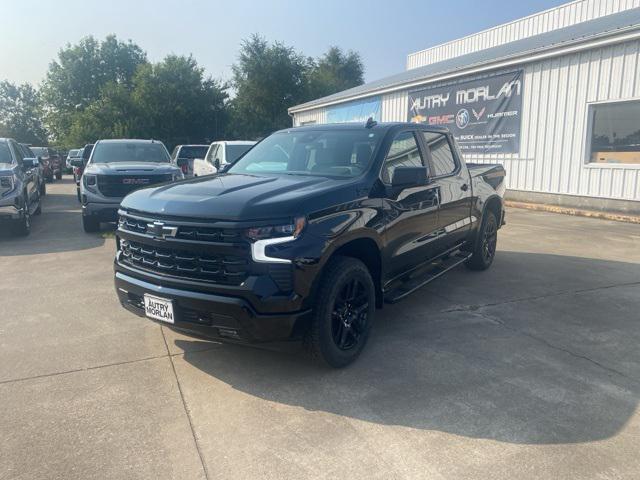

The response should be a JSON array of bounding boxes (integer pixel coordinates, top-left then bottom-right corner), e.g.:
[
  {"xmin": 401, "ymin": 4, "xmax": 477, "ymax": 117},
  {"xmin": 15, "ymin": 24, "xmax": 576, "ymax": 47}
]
[
  {"xmin": 0, "ymin": 138, "xmax": 42, "ymax": 236},
  {"xmin": 76, "ymin": 139, "xmax": 183, "ymax": 232},
  {"xmin": 114, "ymin": 122, "xmax": 505, "ymax": 367}
]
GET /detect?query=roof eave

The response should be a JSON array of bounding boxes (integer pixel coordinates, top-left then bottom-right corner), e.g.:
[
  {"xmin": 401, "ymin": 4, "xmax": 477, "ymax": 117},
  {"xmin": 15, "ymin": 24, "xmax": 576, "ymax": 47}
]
[{"xmin": 289, "ymin": 24, "xmax": 640, "ymax": 115}]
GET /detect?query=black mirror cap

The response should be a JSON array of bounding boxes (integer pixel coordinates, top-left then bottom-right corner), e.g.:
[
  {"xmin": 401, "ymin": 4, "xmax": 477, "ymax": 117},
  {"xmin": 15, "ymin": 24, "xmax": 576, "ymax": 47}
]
[
  {"xmin": 70, "ymin": 158, "xmax": 84, "ymax": 168},
  {"xmin": 22, "ymin": 158, "xmax": 37, "ymax": 169},
  {"xmin": 391, "ymin": 166, "xmax": 430, "ymax": 188}
]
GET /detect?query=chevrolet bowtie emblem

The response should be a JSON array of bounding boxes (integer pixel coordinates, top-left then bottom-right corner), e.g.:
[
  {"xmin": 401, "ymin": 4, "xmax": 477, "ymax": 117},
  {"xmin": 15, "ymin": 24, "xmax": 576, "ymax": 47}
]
[{"xmin": 146, "ymin": 221, "xmax": 178, "ymax": 239}]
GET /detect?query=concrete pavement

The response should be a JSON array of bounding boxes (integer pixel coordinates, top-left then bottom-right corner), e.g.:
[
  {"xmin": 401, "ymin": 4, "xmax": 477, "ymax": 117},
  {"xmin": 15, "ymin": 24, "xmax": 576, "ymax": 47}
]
[{"xmin": 1, "ymin": 177, "xmax": 639, "ymax": 479}]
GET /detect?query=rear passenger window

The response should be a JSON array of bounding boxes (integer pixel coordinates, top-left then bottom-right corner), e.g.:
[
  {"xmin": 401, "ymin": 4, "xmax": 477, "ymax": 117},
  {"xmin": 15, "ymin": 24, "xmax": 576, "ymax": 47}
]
[
  {"xmin": 422, "ymin": 132, "xmax": 457, "ymax": 177},
  {"xmin": 382, "ymin": 131, "xmax": 423, "ymax": 183}
]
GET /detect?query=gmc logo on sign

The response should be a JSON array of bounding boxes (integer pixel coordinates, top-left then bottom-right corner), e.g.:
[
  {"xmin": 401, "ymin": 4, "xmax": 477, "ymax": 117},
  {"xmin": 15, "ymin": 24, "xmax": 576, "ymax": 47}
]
[{"xmin": 122, "ymin": 178, "xmax": 150, "ymax": 185}]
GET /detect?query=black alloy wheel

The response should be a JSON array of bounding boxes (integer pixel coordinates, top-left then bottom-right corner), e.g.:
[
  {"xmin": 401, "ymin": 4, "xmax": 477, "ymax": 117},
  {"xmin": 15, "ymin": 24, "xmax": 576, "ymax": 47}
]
[
  {"xmin": 331, "ymin": 277, "xmax": 370, "ymax": 351},
  {"xmin": 305, "ymin": 256, "xmax": 375, "ymax": 368},
  {"xmin": 465, "ymin": 210, "xmax": 498, "ymax": 271}
]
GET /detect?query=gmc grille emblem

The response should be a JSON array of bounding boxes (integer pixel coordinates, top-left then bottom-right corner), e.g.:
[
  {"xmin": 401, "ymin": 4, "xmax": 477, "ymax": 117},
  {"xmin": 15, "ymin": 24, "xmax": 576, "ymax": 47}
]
[
  {"xmin": 123, "ymin": 178, "xmax": 150, "ymax": 185},
  {"xmin": 146, "ymin": 221, "xmax": 178, "ymax": 239}
]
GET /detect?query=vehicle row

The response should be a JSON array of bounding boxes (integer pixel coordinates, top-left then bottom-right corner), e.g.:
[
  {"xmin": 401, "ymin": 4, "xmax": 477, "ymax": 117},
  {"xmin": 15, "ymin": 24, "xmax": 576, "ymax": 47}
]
[{"xmin": 0, "ymin": 138, "xmax": 43, "ymax": 236}]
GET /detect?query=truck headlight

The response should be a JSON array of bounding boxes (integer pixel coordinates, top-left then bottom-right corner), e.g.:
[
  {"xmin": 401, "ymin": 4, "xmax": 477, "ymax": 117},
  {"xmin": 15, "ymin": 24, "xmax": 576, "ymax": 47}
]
[
  {"xmin": 245, "ymin": 217, "xmax": 306, "ymax": 241},
  {"xmin": 0, "ymin": 175, "xmax": 15, "ymax": 196},
  {"xmin": 247, "ymin": 217, "xmax": 306, "ymax": 264},
  {"xmin": 83, "ymin": 174, "xmax": 97, "ymax": 192}
]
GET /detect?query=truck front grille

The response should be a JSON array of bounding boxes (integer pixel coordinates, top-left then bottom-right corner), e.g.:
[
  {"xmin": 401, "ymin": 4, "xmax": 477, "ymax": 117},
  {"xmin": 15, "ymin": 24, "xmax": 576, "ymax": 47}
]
[
  {"xmin": 120, "ymin": 214, "xmax": 243, "ymax": 243},
  {"xmin": 120, "ymin": 239, "xmax": 248, "ymax": 285},
  {"xmin": 98, "ymin": 174, "xmax": 172, "ymax": 198}
]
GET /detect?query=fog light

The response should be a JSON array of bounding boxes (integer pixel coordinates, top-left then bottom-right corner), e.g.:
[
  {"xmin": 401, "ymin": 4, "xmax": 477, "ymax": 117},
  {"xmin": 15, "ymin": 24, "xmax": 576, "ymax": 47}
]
[{"xmin": 218, "ymin": 328, "xmax": 241, "ymax": 340}]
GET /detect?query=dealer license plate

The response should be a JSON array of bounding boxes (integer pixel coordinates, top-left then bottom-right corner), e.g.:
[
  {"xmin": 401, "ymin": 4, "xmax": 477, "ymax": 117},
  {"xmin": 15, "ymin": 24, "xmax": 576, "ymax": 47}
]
[{"xmin": 144, "ymin": 294, "xmax": 175, "ymax": 324}]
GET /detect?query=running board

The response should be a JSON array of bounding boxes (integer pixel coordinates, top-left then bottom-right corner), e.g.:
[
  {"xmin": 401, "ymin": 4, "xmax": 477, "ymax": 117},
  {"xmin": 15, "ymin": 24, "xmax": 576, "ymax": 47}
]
[{"xmin": 384, "ymin": 252, "xmax": 472, "ymax": 304}]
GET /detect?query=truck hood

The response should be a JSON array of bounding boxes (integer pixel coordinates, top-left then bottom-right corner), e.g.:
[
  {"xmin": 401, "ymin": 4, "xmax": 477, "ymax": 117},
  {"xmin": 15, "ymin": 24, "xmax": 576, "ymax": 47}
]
[
  {"xmin": 85, "ymin": 162, "xmax": 180, "ymax": 175},
  {"xmin": 121, "ymin": 173, "xmax": 366, "ymax": 221},
  {"xmin": 0, "ymin": 163, "xmax": 17, "ymax": 176}
]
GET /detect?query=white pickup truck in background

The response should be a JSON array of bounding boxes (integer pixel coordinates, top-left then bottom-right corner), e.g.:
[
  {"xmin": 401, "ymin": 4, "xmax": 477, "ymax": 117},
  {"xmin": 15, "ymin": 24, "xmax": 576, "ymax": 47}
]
[{"xmin": 193, "ymin": 140, "xmax": 256, "ymax": 176}]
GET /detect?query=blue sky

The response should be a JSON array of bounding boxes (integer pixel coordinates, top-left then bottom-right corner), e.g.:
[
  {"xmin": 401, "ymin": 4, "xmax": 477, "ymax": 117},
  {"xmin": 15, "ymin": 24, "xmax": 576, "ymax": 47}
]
[{"xmin": 2, "ymin": 0, "xmax": 566, "ymax": 86}]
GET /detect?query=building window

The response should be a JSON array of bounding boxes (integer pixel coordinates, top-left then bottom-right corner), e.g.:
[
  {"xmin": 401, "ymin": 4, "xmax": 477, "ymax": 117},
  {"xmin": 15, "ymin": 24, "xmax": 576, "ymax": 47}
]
[{"xmin": 589, "ymin": 100, "xmax": 640, "ymax": 165}]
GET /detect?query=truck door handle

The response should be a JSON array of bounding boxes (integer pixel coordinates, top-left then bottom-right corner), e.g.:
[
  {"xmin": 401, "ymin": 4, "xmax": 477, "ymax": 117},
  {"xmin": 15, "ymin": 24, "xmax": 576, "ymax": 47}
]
[{"xmin": 461, "ymin": 183, "xmax": 469, "ymax": 191}]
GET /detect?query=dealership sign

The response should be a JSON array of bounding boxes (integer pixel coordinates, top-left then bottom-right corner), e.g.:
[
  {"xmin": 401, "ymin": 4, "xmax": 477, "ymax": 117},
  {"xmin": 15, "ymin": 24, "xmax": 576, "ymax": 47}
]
[
  {"xmin": 326, "ymin": 96, "xmax": 381, "ymax": 124},
  {"xmin": 408, "ymin": 71, "xmax": 523, "ymax": 154}
]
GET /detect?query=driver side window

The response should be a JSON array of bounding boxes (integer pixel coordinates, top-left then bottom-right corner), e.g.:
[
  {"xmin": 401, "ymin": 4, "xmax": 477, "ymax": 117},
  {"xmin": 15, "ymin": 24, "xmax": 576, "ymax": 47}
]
[
  {"xmin": 381, "ymin": 131, "xmax": 423, "ymax": 184},
  {"xmin": 11, "ymin": 141, "xmax": 24, "ymax": 163},
  {"xmin": 206, "ymin": 145, "xmax": 219, "ymax": 165}
]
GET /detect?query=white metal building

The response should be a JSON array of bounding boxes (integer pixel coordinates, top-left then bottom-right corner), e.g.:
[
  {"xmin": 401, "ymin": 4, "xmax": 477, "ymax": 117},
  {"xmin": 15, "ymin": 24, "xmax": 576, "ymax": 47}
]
[{"xmin": 289, "ymin": 0, "xmax": 640, "ymax": 213}]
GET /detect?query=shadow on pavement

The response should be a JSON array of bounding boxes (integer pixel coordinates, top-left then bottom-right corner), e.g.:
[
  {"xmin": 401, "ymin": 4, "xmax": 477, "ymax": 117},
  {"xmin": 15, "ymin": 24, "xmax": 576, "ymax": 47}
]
[
  {"xmin": 0, "ymin": 177, "xmax": 110, "ymax": 255},
  {"xmin": 174, "ymin": 251, "xmax": 640, "ymax": 445}
]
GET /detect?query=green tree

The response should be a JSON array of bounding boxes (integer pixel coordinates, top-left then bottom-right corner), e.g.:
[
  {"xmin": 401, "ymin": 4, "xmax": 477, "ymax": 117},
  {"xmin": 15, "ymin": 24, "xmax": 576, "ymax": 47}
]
[
  {"xmin": 41, "ymin": 35, "xmax": 147, "ymax": 141},
  {"xmin": 230, "ymin": 35, "xmax": 310, "ymax": 138},
  {"xmin": 0, "ymin": 81, "xmax": 48, "ymax": 145},
  {"xmin": 132, "ymin": 55, "xmax": 228, "ymax": 150},
  {"xmin": 63, "ymin": 54, "xmax": 228, "ymax": 150},
  {"xmin": 306, "ymin": 46, "xmax": 364, "ymax": 100},
  {"xmin": 64, "ymin": 82, "xmax": 138, "ymax": 147}
]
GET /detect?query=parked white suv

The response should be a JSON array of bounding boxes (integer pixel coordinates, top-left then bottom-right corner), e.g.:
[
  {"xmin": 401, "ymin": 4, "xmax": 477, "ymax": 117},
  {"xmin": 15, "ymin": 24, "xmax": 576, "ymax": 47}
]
[{"xmin": 193, "ymin": 141, "xmax": 255, "ymax": 176}]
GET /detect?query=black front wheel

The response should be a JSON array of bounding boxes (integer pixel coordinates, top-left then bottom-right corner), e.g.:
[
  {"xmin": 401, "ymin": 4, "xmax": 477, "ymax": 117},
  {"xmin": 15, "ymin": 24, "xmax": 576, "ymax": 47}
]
[
  {"xmin": 82, "ymin": 215, "xmax": 100, "ymax": 233},
  {"xmin": 304, "ymin": 256, "xmax": 375, "ymax": 368},
  {"xmin": 13, "ymin": 205, "xmax": 31, "ymax": 237},
  {"xmin": 465, "ymin": 210, "xmax": 498, "ymax": 271}
]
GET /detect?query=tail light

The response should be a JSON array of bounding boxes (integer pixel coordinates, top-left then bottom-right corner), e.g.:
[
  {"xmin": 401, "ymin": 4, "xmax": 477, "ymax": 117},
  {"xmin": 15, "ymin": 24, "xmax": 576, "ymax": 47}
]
[{"xmin": 181, "ymin": 163, "xmax": 188, "ymax": 175}]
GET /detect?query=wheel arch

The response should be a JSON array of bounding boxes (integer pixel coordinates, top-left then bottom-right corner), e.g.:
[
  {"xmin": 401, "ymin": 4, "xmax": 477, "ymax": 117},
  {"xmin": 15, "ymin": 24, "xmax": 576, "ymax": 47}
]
[{"xmin": 318, "ymin": 235, "xmax": 383, "ymax": 308}]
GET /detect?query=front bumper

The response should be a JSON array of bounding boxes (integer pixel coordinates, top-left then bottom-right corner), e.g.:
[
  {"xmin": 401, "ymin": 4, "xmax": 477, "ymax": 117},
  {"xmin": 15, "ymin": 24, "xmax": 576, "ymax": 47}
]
[
  {"xmin": 115, "ymin": 271, "xmax": 310, "ymax": 342},
  {"xmin": 0, "ymin": 204, "xmax": 23, "ymax": 220}
]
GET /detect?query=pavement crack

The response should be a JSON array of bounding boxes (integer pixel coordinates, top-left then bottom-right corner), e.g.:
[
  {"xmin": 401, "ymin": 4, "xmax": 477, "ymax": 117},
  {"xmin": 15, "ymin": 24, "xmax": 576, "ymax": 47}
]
[
  {"xmin": 0, "ymin": 353, "xmax": 169, "ymax": 386},
  {"xmin": 161, "ymin": 326, "xmax": 210, "ymax": 480},
  {"xmin": 474, "ymin": 311, "xmax": 640, "ymax": 385},
  {"xmin": 442, "ymin": 280, "xmax": 640, "ymax": 313}
]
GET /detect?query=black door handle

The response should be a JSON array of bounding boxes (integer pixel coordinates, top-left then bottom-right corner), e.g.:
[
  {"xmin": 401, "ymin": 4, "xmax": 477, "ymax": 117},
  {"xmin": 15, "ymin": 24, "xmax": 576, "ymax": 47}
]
[{"xmin": 461, "ymin": 183, "xmax": 469, "ymax": 191}]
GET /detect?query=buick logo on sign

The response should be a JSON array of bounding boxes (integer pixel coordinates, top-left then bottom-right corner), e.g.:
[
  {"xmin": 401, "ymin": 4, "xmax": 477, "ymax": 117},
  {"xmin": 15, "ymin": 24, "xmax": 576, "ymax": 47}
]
[
  {"xmin": 456, "ymin": 108, "xmax": 470, "ymax": 129},
  {"xmin": 146, "ymin": 221, "xmax": 178, "ymax": 239}
]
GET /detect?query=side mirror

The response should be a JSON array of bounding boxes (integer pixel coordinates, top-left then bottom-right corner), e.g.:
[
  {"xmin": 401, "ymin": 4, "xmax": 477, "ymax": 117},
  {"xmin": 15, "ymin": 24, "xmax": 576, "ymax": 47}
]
[
  {"xmin": 214, "ymin": 158, "xmax": 221, "ymax": 170},
  {"xmin": 70, "ymin": 158, "xmax": 84, "ymax": 168},
  {"xmin": 22, "ymin": 158, "xmax": 37, "ymax": 169},
  {"xmin": 391, "ymin": 166, "xmax": 431, "ymax": 188}
]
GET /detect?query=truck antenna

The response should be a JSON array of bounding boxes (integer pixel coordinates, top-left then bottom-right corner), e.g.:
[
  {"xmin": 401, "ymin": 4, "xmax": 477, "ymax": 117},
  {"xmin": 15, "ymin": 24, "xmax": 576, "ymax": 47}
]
[{"xmin": 365, "ymin": 117, "xmax": 377, "ymax": 129}]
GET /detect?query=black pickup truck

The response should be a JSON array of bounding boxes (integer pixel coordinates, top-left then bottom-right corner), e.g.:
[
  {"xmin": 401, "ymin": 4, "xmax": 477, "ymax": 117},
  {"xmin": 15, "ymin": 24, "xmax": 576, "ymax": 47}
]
[{"xmin": 114, "ymin": 122, "xmax": 505, "ymax": 367}]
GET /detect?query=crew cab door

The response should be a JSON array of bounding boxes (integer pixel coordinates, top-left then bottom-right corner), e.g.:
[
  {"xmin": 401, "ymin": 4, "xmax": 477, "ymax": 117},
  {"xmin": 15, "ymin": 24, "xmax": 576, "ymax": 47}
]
[
  {"xmin": 381, "ymin": 129, "xmax": 440, "ymax": 281},
  {"xmin": 419, "ymin": 131, "xmax": 473, "ymax": 250}
]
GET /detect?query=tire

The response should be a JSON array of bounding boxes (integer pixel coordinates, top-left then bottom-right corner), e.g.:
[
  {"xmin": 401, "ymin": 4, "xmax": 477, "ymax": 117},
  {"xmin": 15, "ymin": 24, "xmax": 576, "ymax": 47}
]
[
  {"xmin": 34, "ymin": 201, "xmax": 42, "ymax": 215},
  {"xmin": 40, "ymin": 181, "xmax": 46, "ymax": 196},
  {"xmin": 82, "ymin": 215, "xmax": 100, "ymax": 233},
  {"xmin": 304, "ymin": 256, "xmax": 376, "ymax": 368},
  {"xmin": 55, "ymin": 172, "xmax": 62, "ymax": 180},
  {"xmin": 13, "ymin": 202, "xmax": 31, "ymax": 237},
  {"xmin": 76, "ymin": 188, "xmax": 81, "ymax": 202},
  {"xmin": 465, "ymin": 210, "xmax": 498, "ymax": 271}
]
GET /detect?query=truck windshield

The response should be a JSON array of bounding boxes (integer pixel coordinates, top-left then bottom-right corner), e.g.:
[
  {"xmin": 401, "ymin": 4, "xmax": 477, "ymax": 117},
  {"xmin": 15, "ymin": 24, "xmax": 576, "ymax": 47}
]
[
  {"xmin": 226, "ymin": 144, "xmax": 254, "ymax": 163},
  {"xmin": 228, "ymin": 130, "xmax": 379, "ymax": 178},
  {"xmin": 30, "ymin": 147, "xmax": 48, "ymax": 157},
  {"xmin": 91, "ymin": 142, "xmax": 170, "ymax": 163},
  {"xmin": 178, "ymin": 146, "xmax": 208, "ymax": 159},
  {"xmin": 0, "ymin": 143, "xmax": 12, "ymax": 163}
]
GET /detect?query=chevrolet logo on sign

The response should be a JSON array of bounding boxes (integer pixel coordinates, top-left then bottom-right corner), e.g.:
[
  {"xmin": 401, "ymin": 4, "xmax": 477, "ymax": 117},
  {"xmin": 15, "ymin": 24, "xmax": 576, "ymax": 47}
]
[{"xmin": 146, "ymin": 221, "xmax": 178, "ymax": 239}]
